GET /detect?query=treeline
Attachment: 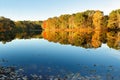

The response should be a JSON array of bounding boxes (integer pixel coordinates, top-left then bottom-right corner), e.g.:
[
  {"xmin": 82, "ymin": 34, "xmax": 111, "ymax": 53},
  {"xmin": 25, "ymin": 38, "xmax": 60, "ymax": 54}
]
[
  {"xmin": 0, "ymin": 17, "xmax": 42, "ymax": 32},
  {"xmin": 15, "ymin": 21, "xmax": 42, "ymax": 32},
  {"xmin": 0, "ymin": 17, "xmax": 15, "ymax": 32},
  {"xmin": 0, "ymin": 9, "xmax": 120, "ymax": 32},
  {"xmin": 43, "ymin": 9, "xmax": 120, "ymax": 30}
]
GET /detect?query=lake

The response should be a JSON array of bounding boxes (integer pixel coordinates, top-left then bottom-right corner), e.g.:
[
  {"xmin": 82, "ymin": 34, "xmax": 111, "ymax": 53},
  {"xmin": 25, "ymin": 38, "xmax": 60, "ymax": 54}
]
[{"xmin": 0, "ymin": 30, "xmax": 120, "ymax": 80}]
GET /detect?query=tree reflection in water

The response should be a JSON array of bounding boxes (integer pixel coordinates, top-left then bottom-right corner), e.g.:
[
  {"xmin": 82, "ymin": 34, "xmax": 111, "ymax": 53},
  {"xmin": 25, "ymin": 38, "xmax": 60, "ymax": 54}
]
[
  {"xmin": 43, "ymin": 30, "xmax": 120, "ymax": 50},
  {"xmin": 0, "ymin": 30, "xmax": 120, "ymax": 50}
]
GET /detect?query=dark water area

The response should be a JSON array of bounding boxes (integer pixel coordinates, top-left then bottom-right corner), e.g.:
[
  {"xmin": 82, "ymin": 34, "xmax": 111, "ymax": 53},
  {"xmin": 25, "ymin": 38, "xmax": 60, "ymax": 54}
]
[{"xmin": 0, "ymin": 30, "xmax": 120, "ymax": 80}]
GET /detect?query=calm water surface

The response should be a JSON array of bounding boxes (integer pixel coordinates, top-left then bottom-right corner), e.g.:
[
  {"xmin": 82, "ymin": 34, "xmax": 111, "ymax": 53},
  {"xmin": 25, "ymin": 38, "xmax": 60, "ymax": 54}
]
[{"xmin": 0, "ymin": 31, "xmax": 120, "ymax": 79}]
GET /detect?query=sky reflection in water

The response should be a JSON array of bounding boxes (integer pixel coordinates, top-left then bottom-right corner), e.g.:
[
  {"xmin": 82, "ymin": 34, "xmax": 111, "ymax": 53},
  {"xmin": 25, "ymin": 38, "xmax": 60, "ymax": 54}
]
[{"xmin": 0, "ymin": 39, "xmax": 120, "ymax": 77}]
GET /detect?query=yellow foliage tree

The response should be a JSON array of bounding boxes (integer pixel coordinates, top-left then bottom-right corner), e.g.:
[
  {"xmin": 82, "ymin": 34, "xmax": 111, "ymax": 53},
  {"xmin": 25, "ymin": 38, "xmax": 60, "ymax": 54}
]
[{"xmin": 93, "ymin": 11, "xmax": 104, "ymax": 30}]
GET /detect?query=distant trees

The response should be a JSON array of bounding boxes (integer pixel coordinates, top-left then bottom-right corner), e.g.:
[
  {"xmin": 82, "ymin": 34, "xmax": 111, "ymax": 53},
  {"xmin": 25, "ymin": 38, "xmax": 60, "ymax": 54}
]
[
  {"xmin": 73, "ymin": 12, "xmax": 86, "ymax": 28},
  {"xmin": 42, "ymin": 15, "xmax": 70, "ymax": 30},
  {"xmin": 107, "ymin": 9, "xmax": 120, "ymax": 29},
  {"xmin": 59, "ymin": 15, "xmax": 70, "ymax": 29},
  {"xmin": 43, "ymin": 10, "xmax": 97, "ymax": 30},
  {"xmin": 68, "ymin": 14, "xmax": 75, "ymax": 29},
  {"xmin": 0, "ymin": 17, "xmax": 15, "ymax": 32},
  {"xmin": 92, "ymin": 11, "xmax": 104, "ymax": 30},
  {"xmin": 15, "ymin": 21, "xmax": 42, "ymax": 32},
  {"xmin": 42, "ymin": 18, "xmax": 57, "ymax": 30},
  {"xmin": 42, "ymin": 10, "xmax": 107, "ymax": 30},
  {"xmin": 73, "ymin": 10, "xmax": 95, "ymax": 28},
  {"xmin": 0, "ymin": 16, "xmax": 43, "ymax": 32},
  {"xmin": 0, "ymin": 9, "xmax": 120, "ymax": 32},
  {"xmin": 83, "ymin": 10, "xmax": 95, "ymax": 28},
  {"xmin": 43, "ymin": 9, "xmax": 120, "ymax": 30}
]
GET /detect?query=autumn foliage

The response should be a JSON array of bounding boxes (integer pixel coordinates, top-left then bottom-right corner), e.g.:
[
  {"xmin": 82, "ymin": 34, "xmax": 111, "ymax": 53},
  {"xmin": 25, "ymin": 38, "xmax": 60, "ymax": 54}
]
[{"xmin": 43, "ymin": 9, "xmax": 120, "ymax": 30}]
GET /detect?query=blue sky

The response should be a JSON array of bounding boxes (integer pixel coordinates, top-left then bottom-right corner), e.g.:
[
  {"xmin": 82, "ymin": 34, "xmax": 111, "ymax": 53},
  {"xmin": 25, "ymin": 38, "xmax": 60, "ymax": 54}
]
[{"xmin": 0, "ymin": 0, "xmax": 119, "ymax": 20}]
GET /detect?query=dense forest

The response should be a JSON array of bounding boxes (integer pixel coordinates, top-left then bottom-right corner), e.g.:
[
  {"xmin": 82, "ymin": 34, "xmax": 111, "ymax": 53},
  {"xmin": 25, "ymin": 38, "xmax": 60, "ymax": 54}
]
[
  {"xmin": 15, "ymin": 21, "xmax": 42, "ymax": 32},
  {"xmin": 0, "ymin": 9, "xmax": 120, "ymax": 32},
  {"xmin": 0, "ymin": 17, "xmax": 42, "ymax": 32},
  {"xmin": 43, "ymin": 9, "xmax": 120, "ymax": 30},
  {"xmin": 0, "ymin": 17, "xmax": 15, "ymax": 32},
  {"xmin": 0, "ymin": 9, "xmax": 120, "ymax": 49}
]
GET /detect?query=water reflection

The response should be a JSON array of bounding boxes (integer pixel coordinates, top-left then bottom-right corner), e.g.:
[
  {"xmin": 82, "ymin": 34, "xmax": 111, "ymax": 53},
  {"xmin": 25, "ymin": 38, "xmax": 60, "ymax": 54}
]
[
  {"xmin": 43, "ymin": 30, "xmax": 120, "ymax": 50},
  {"xmin": 0, "ymin": 30, "xmax": 120, "ymax": 50},
  {"xmin": 0, "ymin": 31, "xmax": 42, "ymax": 44},
  {"xmin": 0, "ymin": 30, "xmax": 120, "ymax": 79}
]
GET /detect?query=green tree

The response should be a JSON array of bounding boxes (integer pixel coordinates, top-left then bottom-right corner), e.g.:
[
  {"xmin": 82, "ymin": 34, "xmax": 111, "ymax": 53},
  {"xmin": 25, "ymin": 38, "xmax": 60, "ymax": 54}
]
[
  {"xmin": 74, "ymin": 12, "xmax": 86, "ymax": 28},
  {"xmin": 0, "ymin": 17, "xmax": 15, "ymax": 32},
  {"xmin": 83, "ymin": 10, "xmax": 95, "ymax": 28},
  {"xmin": 15, "ymin": 21, "xmax": 42, "ymax": 32},
  {"xmin": 68, "ymin": 14, "xmax": 75, "ymax": 29},
  {"xmin": 59, "ymin": 14, "xmax": 70, "ymax": 29},
  {"xmin": 102, "ymin": 15, "xmax": 108, "ymax": 29},
  {"xmin": 108, "ymin": 9, "xmax": 120, "ymax": 29}
]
